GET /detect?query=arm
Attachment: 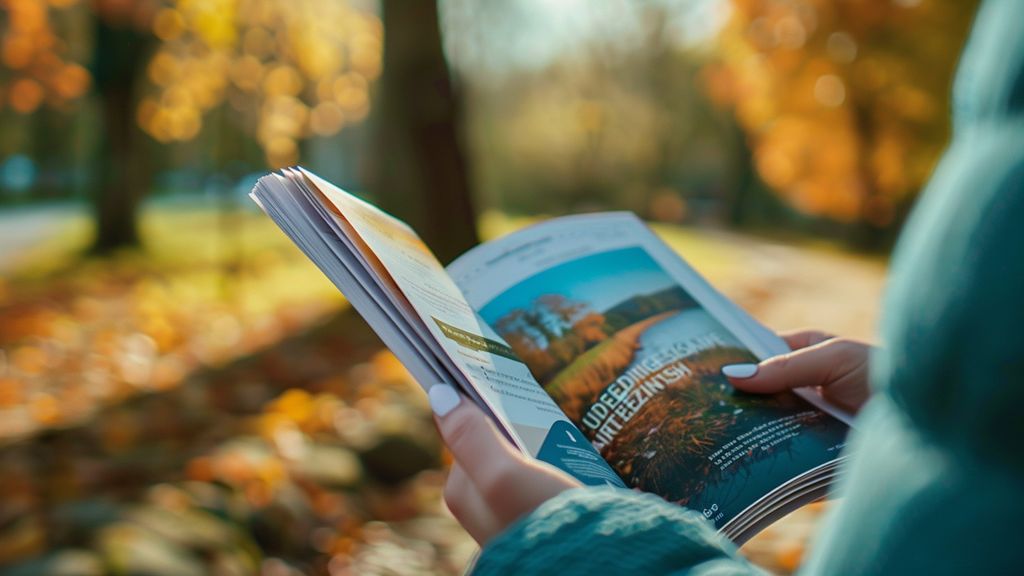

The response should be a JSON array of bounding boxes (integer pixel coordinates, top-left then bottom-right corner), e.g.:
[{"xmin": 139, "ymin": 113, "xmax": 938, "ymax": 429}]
[{"xmin": 472, "ymin": 487, "xmax": 764, "ymax": 576}]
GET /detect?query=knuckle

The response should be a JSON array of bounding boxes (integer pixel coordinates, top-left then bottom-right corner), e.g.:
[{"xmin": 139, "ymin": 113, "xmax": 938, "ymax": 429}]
[
  {"xmin": 769, "ymin": 353, "xmax": 793, "ymax": 372},
  {"xmin": 443, "ymin": 478, "xmax": 463, "ymax": 515},
  {"xmin": 442, "ymin": 409, "xmax": 479, "ymax": 451},
  {"xmin": 478, "ymin": 461, "xmax": 520, "ymax": 505},
  {"xmin": 812, "ymin": 330, "xmax": 835, "ymax": 342},
  {"xmin": 829, "ymin": 337, "xmax": 865, "ymax": 355},
  {"xmin": 830, "ymin": 338, "xmax": 870, "ymax": 370}
]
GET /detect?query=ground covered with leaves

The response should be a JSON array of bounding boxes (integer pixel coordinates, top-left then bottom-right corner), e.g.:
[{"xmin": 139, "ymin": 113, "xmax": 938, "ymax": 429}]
[{"xmin": 0, "ymin": 207, "xmax": 887, "ymax": 575}]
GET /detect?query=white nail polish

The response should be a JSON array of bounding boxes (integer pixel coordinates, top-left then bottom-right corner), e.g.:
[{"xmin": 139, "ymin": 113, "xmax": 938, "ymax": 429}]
[
  {"xmin": 722, "ymin": 363, "xmax": 758, "ymax": 379},
  {"xmin": 429, "ymin": 383, "xmax": 461, "ymax": 416}
]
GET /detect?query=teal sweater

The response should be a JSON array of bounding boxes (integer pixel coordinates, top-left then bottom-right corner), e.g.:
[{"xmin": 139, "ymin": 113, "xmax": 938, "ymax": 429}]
[{"xmin": 474, "ymin": 1, "xmax": 1024, "ymax": 573}]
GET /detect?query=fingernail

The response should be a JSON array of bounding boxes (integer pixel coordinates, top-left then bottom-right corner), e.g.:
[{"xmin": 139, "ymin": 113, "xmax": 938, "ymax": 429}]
[
  {"xmin": 722, "ymin": 363, "xmax": 758, "ymax": 379},
  {"xmin": 429, "ymin": 383, "xmax": 461, "ymax": 417}
]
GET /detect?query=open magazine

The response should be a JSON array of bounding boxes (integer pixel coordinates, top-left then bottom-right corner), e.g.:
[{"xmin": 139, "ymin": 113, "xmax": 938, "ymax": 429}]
[{"xmin": 251, "ymin": 167, "xmax": 853, "ymax": 545}]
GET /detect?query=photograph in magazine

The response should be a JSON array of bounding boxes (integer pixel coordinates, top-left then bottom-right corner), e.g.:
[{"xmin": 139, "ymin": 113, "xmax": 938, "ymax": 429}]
[{"xmin": 478, "ymin": 246, "xmax": 847, "ymax": 526}]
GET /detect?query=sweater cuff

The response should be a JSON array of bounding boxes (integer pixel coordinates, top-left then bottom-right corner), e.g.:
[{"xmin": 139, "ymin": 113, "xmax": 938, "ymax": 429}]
[{"xmin": 472, "ymin": 487, "xmax": 762, "ymax": 575}]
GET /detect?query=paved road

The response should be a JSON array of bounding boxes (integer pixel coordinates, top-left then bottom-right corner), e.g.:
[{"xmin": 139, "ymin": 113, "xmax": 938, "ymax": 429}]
[
  {"xmin": 650, "ymin": 224, "xmax": 889, "ymax": 342},
  {"xmin": 706, "ymin": 232, "xmax": 888, "ymax": 342},
  {"xmin": 0, "ymin": 203, "xmax": 82, "ymax": 275}
]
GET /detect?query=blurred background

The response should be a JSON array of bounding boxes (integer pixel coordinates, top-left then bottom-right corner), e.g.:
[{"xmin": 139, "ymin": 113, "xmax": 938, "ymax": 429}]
[{"xmin": 0, "ymin": 0, "xmax": 978, "ymax": 574}]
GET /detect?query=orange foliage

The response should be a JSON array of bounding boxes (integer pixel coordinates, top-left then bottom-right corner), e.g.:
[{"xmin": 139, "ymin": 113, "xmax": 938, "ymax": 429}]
[
  {"xmin": 706, "ymin": 0, "xmax": 979, "ymax": 224},
  {"xmin": 0, "ymin": 0, "xmax": 383, "ymax": 167},
  {"xmin": 572, "ymin": 312, "xmax": 609, "ymax": 348},
  {"xmin": 0, "ymin": 0, "xmax": 92, "ymax": 110}
]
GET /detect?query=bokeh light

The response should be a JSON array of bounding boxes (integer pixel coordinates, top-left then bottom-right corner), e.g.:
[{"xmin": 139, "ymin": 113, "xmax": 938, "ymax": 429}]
[{"xmin": 0, "ymin": 0, "xmax": 382, "ymax": 168}]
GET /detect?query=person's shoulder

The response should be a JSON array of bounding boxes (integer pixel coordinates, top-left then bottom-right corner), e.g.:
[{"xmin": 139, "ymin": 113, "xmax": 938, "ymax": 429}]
[
  {"xmin": 875, "ymin": 120, "xmax": 1024, "ymax": 478},
  {"xmin": 874, "ymin": 0, "xmax": 1024, "ymax": 475},
  {"xmin": 952, "ymin": 0, "xmax": 1024, "ymax": 127},
  {"xmin": 803, "ymin": 394, "xmax": 1024, "ymax": 575}
]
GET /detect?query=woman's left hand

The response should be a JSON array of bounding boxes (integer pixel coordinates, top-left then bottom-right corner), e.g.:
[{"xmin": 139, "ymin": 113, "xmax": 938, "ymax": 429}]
[
  {"xmin": 724, "ymin": 329, "xmax": 873, "ymax": 414},
  {"xmin": 428, "ymin": 383, "xmax": 582, "ymax": 545}
]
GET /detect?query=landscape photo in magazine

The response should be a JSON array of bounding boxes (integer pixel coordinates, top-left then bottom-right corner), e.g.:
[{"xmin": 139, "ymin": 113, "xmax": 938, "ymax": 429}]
[{"xmin": 479, "ymin": 246, "xmax": 848, "ymax": 526}]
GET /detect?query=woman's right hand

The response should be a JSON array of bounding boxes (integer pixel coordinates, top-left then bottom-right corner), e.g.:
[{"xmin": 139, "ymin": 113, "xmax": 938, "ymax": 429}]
[
  {"xmin": 429, "ymin": 383, "xmax": 582, "ymax": 546},
  {"xmin": 721, "ymin": 330, "xmax": 873, "ymax": 414}
]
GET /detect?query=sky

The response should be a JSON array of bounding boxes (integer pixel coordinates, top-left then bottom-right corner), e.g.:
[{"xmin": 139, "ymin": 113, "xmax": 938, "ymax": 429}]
[
  {"xmin": 440, "ymin": 0, "xmax": 731, "ymax": 78},
  {"xmin": 480, "ymin": 246, "xmax": 678, "ymax": 323}
]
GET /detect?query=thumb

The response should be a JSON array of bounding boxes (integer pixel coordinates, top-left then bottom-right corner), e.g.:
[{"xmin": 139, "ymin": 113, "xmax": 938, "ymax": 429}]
[
  {"xmin": 723, "ymin": 338, "xmax": 861, "ymax": 394},
  {"xmin": 428, "ymin": 383, "xmax": 520, "ymax": 476}
]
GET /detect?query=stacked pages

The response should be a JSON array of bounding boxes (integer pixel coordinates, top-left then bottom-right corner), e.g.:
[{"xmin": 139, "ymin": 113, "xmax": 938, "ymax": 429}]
[{"xmin": 251, "ymin": 168, "xmax": 853, "ymax": 544}]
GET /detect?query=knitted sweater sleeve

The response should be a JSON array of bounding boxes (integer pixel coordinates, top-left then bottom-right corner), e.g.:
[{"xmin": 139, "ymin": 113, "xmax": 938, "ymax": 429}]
[{"xmin": 472, "ymin": 488, "xmax": 765, "ymax": 576}]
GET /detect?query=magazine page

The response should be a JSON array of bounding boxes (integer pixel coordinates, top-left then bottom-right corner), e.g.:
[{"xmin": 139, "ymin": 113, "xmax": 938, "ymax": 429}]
[
  {"xmin": 294, "ymin": 170, "xmax": 625, "ymax": 489},
  {"xmin": 447, "ymin": 212, "xmax": 849, "ymax": 528},
  {"xmin": 251, "ymin": 174, "xmax": 448, "ymax": 389}
]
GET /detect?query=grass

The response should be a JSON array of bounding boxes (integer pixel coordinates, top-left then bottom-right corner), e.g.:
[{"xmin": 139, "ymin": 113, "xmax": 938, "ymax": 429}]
[
  {"xmin": 3, "ymin": 205, "xmax": 344, "ymax": 319},
  {"xmin": 601, "ymin": 346, "xmax": 759, "ymax": 499},
  {"xmin": 2, "ymin": 214, "xmax": 91, "ymax": 281},
  {"xmin": 0, "ymin": 205, "xmax": 346, "ymax": 441}
]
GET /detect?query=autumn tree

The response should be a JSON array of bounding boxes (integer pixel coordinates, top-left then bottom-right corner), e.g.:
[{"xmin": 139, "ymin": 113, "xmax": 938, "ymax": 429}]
[
  {"xmin": 495, "ymin": 309, "xmax": 560, "ymax": 380},
  {"xmin": 90, "ymin": 3, "xmax": 157, "ymax": 250},
  {"xmin": 704, "ymin": 0, "xmax": 979, "ymax": 244},
  {"xmin": 494, "ymin": 294, "xmax": 609, "ymax": 380},
  {"xmin": 1, "ymin": 0, "xmax": 384, "ymax": 252},
  {"xmin": 0, "ymin": 0, "xmax": 93, "ymax": 196},
  {"xmin": 536, "ymin": 294, "xmax": 588, "ymax": 329},
  {"xmin": 370, "ymin": 0, "xmax": 479, "ymax": 264}
]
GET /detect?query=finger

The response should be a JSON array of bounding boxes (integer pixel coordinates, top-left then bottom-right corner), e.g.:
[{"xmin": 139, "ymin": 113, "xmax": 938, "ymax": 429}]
[
  {"xmin": 725, "ymin": 338, "xmax": 867, "ymax": 394},
  {"xmin": 428, "ymin": 383, "xmax": 521, "ymax": 488},
  {"xmin": 444, "ymin": 463, "xmax": 501, "ymax": 544},
  {"xmin": 779, "ymin": 329, "xmax": 835, "ymax": 350},
  {"xmin": 429, "ymin": 383, "xmax": 580, "ymax": 527},
  {"xmin": 473, "ymin": 456, "xmax": 582, "ymax": 527}
]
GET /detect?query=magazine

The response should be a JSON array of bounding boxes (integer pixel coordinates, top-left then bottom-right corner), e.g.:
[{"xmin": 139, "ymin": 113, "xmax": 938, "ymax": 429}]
[{"xmin": 250, "ymin": 167, "xmax": 853, "ymax": 544}]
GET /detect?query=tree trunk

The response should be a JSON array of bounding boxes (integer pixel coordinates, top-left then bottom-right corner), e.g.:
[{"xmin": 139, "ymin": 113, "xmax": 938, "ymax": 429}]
[
  {"xmin": 848, "ymin": 99, "xmax": 887, "ymax": 251},
  {"xmin": 726, "ymin": 118, "xmax": 757, "ymax": 227},
  {"xmin": 89, "ymin": 18, "xmax": 153, "ymax": 253},
  {"xmin": 370, "ymin": 0, "xmax": 479, "ymax": 264}
]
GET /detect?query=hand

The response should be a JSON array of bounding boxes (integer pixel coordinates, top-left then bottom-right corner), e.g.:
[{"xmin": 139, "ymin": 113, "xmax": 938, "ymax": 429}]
[
  {"xmin": 721, "ymin": 330, "xmax": 873, "ymax": 414},
  {"xmin": 428, "ymin": 383, "xmax": 582, "ymax": 545}
]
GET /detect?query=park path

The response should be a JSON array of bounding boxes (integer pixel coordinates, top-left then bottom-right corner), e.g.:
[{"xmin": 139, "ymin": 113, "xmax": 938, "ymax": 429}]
[
  {"xmin": 676, "ymin": 229, "xmax": 888, "ymax": 342},
  {"xmin": 0, "ymin": 204, "xmax": 80, "ymax": 275}
]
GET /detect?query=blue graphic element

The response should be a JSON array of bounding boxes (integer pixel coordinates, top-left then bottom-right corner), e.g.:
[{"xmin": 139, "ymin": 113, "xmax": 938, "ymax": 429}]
[{"xmin": 536, "ymin": 420, "xmax": 626, "ymax": 487}]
